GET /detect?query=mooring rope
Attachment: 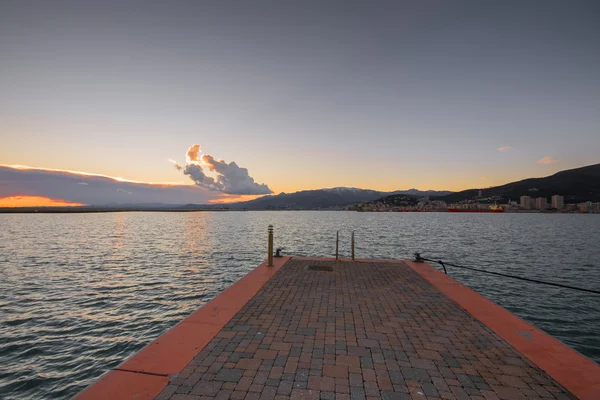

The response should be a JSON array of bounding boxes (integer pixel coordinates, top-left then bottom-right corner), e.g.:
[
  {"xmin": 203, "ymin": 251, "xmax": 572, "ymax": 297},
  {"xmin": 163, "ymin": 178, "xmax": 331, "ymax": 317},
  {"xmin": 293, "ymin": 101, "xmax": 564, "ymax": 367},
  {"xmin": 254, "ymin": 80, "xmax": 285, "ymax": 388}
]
[{"xmin": 414, "ymin": 254, "xmax": 600, "ymax": 295}]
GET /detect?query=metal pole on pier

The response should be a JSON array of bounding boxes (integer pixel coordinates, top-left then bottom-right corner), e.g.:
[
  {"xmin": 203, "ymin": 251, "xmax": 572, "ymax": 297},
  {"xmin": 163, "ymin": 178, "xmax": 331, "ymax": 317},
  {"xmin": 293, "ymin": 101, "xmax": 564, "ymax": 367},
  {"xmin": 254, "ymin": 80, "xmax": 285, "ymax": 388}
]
[
  {"xmin": 268, "ymin": 225, "xmax": 274, "ymax": 267},
  {"xmin": 335, "ymin": 231, "xmax": 339, "ymax": 260},
  {"xmin": 351, "ymin": 231, "xmax": 355, "ymax": 260}
]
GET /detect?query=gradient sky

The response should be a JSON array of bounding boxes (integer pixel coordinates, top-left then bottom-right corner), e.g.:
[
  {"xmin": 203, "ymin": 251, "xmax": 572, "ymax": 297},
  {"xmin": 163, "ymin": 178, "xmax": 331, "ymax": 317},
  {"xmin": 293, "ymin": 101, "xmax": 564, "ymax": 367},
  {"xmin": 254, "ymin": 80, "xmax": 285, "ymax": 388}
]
[{"xmin": 1, "ymin": 1, "xmax": 599, "ymax": 203}]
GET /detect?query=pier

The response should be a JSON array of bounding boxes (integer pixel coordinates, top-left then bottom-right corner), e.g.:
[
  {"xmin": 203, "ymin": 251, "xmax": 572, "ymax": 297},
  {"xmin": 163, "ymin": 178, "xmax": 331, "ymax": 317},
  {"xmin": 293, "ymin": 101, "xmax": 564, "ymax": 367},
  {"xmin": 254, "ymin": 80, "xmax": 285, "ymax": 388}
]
[{"xmin": 77, "ymin": 256, "xmax": 599, "ymax": 400}]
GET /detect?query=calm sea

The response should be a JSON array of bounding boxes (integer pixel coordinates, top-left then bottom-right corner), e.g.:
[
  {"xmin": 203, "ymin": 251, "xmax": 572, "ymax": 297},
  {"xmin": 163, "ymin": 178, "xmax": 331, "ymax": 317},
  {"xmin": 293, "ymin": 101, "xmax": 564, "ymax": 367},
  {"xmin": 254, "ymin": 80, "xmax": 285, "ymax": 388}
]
[{"xmin": 1, "ymin": 211, "xmax": 599, "ymax": 399}]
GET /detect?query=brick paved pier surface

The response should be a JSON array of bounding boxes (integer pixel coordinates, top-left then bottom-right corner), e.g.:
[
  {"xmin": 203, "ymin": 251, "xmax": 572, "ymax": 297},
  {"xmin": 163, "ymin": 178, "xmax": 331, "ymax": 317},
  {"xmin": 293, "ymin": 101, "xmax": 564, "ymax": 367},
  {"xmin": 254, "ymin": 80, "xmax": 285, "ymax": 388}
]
[{"xmin": 78, "ymin": 258, "xmax": 600, "ymax": 400}]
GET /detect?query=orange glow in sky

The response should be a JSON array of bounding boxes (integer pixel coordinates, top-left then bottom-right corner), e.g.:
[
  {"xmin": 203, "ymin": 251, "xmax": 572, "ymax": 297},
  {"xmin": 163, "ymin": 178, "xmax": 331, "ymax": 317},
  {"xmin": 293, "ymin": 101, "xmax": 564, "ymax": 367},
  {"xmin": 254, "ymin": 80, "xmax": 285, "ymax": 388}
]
[
  {"xmin": 208, "ymin": 194, "xmax": 263, "ymax": 204},
  {"xmin": 0, "ymin": 196, "xmax": 86, "ymax": 208}
]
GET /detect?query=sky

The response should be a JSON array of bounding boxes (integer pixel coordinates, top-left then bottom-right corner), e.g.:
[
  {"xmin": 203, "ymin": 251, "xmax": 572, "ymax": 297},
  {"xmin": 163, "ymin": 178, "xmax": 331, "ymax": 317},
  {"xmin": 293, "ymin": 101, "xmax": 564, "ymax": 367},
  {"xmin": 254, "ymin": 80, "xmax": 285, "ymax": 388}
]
[{"xmin": 1, "ymin": 1, "xmax": 599, "ymax": 205}]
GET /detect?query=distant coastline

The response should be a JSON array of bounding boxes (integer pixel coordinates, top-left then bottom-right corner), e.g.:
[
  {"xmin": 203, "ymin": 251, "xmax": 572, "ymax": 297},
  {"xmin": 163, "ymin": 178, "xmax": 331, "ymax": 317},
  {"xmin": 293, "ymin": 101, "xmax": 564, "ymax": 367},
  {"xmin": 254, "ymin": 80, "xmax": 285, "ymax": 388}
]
[
  {"xmin": 1, "ymin": 207, "xmax": 598, "ymax": 214},
  {"xmin": 0, "ymin": 207, "xmax": 235, "ymax": 214}
]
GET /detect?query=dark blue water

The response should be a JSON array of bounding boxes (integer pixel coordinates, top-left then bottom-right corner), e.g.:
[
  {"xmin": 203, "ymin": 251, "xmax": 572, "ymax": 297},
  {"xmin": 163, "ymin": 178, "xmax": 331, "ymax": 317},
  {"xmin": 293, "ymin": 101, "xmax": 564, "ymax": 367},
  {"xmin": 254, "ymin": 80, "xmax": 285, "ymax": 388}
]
[{"xmin": 1, "ymin": 211, "xmax": 598, "ymax": 399}]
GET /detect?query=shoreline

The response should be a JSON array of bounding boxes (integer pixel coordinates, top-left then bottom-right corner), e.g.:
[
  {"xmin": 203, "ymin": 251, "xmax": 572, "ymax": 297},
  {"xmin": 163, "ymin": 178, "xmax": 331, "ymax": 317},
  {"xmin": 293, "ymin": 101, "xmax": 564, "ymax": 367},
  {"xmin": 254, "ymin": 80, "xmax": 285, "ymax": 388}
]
[{"xmin": 1, "ymin": 208, "xmax": 597, "ymax": 214}]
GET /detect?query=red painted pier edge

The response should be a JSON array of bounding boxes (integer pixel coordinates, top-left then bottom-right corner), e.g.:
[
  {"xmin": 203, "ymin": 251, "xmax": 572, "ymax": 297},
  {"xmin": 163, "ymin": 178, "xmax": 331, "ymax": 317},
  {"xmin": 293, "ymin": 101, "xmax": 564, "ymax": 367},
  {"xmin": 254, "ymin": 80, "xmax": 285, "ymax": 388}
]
[
  {"xmin": 403, "ymin": 259, "xmax": 600, "ymax": 400},
  {"xmin": 74, "ymin": 256, "xmax": 292, "ymax": 400}
]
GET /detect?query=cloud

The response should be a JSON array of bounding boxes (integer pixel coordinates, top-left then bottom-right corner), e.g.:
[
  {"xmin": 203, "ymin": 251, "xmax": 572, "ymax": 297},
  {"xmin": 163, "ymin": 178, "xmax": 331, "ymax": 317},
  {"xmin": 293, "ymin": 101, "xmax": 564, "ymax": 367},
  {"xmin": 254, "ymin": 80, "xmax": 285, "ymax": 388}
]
[
  {"xmin": 116, "ymin": 188, "xmax": 133, "ymax": 195},
  {"xmin": 480, "ymin": 176, "xmax": 488, "ymax": 181},
  {"xmin": 186, "ymin": 144, "xmax": 201, "ymax": 163},
  {"xmin": 497, "ymin": 146, "xmax": 513, "ymax": 152},
  {"xmin": 175, "ymin": 144, "xmax": 272, "ymax": 195},
  {"xmin": 201, "ymin": 154, "xmax": 272, "ymax": 195},
  {"xmin": 184, "ymin": 163, "xmax": 217, "ymax": 189},
  {"xmin": 0, "ymin": 165, "xmax": 227, "ymax": 205},
  {"xmin": 169, "ymin": 159, "xmax": 182, "ymax": 171},
  {"xmin": 537, "ymin": 156, "xmax": 559, "ymax": 164}
]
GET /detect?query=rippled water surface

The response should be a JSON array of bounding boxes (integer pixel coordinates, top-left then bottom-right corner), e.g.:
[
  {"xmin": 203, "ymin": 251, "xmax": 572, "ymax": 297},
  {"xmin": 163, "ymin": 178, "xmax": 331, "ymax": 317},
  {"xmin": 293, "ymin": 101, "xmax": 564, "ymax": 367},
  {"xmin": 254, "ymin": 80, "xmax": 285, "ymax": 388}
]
[{"xmin": 1, "ymin": 211, "xmax": 599, "ymax": 399}]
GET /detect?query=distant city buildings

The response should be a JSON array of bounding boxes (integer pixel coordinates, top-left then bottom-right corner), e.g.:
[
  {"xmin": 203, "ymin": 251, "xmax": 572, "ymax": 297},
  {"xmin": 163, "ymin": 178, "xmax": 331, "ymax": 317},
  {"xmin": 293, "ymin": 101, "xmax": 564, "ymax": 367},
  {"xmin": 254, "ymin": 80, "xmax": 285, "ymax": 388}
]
[
  {"xmin": 518, "ymin": 195, "xmax": 567, "ymax": 210},
  {"xmin": 535, "ymin": 197, "xmax": 549, "ymax": 210},
  {"xmin": 578, "ymin": 201, "xmax": 600, "ymax": 213},
  {"xmin": 520, "ymin": 196, "xmax": 535, "ymax": 209},
  {"xmin": 348, "ymin": 193, "xmax": 599, "ymax": 213},
  {"xmin": 551, "ymin": 195, "xmax": 564, "ymax": 209}
]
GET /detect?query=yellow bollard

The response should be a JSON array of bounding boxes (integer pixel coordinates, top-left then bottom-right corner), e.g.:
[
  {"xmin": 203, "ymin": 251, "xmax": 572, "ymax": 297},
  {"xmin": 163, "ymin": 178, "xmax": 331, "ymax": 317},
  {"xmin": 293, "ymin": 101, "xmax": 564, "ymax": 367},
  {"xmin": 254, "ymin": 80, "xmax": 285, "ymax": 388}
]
[{"xmin": 268, "ymin": 225, "xmax": 274, "ymax": 267}]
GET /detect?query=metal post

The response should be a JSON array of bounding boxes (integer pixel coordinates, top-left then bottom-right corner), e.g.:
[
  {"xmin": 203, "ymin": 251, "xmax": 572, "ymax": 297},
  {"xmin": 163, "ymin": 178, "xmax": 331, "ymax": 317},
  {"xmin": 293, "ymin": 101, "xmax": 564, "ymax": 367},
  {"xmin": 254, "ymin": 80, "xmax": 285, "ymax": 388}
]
[
  {"xmin": 335, "ymin": 231, "xmax": 339, "ymax": 260},
  {"xmin": 268, "ymin": 225, "xmax": 274, "ymax": 267},
  {"xmin": 351, "ymin": 231, "xmax": 355, "ymax": 260}
]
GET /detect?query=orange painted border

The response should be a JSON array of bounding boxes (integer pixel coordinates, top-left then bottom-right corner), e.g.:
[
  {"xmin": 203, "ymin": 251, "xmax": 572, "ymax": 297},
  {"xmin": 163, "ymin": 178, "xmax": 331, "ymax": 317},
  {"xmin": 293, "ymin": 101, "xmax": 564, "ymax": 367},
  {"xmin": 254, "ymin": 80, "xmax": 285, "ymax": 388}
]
[
  {"xmin": 76, "ymin": 370, "xmax": 168, "ymax": 400},
  {"xmin": 75, "ymin": 256, "xmax": 291, "ymax": 400},
  {"xmin": 404, "ymin": 260, "xmax": 600, "ymax": 400}
]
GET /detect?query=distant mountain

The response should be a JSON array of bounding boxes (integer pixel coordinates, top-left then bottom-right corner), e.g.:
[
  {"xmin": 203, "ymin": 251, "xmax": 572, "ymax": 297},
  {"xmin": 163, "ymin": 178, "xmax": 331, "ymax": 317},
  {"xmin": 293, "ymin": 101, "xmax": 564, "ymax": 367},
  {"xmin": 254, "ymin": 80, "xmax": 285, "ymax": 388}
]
[
  {"xmin": 88, "ymin": 202, "xmax": 183, "ymax": 209},
  {"xmin": 390, "ymin": 188, "xmax": 454, "ymax": 197},
  {"xmin": 228, "ymin": 187, "xmax": 453, "ymax": 210},
  {"xmin": 435, "ymin": 163, "xmax": 600, "ymax": 204}
]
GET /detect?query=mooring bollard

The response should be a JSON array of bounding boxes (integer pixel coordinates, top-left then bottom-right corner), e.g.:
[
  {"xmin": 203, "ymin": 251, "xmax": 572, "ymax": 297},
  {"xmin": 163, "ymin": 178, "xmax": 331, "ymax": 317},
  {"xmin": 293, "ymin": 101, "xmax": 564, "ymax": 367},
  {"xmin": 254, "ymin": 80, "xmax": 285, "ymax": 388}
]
[
  {"xmin": 335, "ymin": 231, "xmax": 339, "ymax": 260},
  {"xmin": 268, "ymin": 225, "xmax": 274, "ymax": 267},
  {"xmin": 351, "ymin": 231, "xmax": 355, "ymax": 260}
]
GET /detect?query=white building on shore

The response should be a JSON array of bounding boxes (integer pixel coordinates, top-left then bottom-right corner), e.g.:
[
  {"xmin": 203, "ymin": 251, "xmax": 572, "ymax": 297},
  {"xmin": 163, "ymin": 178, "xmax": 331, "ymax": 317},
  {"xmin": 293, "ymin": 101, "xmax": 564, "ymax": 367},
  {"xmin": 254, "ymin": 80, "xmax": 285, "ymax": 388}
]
[
  {"xmin": 551, "ymin": 195, "xmax": 564, "ymax": 209},
  {"xmin": 520, "ymin": 196, "xmax": 535, "ymax": 209}
]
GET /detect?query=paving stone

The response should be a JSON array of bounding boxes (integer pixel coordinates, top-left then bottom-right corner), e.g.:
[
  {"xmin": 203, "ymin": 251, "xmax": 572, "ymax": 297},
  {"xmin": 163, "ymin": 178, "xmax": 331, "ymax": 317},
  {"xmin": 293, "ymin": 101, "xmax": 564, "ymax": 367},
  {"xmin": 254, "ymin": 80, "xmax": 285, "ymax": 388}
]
[
  {"xmin": 323, "ymin": 365, "xmax": 348, "ymax": 379},
  {"xmin": 380, "ymin": 391, "xmax": 412, "ymax": 400},
  {"xmin": 400, "ymin": 367, "xmax": 430, "ymax": 384},
  {"xmin": 290, "ymin": 389, "xmax": 320, "ymax": 400},
  {"xmin": 350, "ymin": 387, "xmax": 366, "ymax": 400},
  {"xmin": 388, "ymin": 370, "xmax": 405, "ymax": 385},
  {"xmin": 421, "ymin": 382, "xmax": 439, "ymax": 397},
  {"xmin": 237, "ymin": 358, "xmax": 263, "ymax": 370},
  {"xmin": 170, "ymin": 395, "xmax": 203, "ymax": 400},
  {"xmin": 260, "ymin": 386, "xmax": 278, "ymax": 400},
  {"xmin": 277, "ymin": 380, "xmax": 294, "ymax": 395},
  {"xmin": 215, "ymin": 389, "xmax": 234, "ymax": 399},
  {"xmin": 349, "ymin": 373, "xmax": 362, "ymax": 387},
  {"xmin": 295, "ymin": 369, "xmax": 310, "ymax": 382},
  {"xmin": 360, "ymin": 357, "xmax": 374, "ymax": 369},
  {"xmin": 155, "ymin": 384, "xmax": 178, "ymax": 400},
  {"xmin": 275, "ymin": 356, "xmax": 288, "ymax": 367},
  {"xmin": 190, "ymin": 380, "xmax": 223, "ymax": 396},
  {"xmin": 348, "ymin": 347, "xmax": 371, "ymax": 357},
  {"xmin": 337, "ymin": 355, "xmax": 360, "ymax": 369},
  {"xmin": 214, "ymin": 368, "xmax": 244, "ymax": 382},
  {"xmin": 293, "ymin": 381, "xmax": 308, "ymax": 389},
  {"xmin": 298, "ymin": 328, "xmax": 317, "ymax": 336}
]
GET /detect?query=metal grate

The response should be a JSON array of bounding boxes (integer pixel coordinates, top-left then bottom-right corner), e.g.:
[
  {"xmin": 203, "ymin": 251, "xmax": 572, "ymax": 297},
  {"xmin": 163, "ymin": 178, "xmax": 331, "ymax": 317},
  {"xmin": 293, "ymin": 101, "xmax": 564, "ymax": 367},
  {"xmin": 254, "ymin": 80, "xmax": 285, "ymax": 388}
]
[{"xmin": 307, "ymin": 265, "xmax": 333, "ymax": 272}]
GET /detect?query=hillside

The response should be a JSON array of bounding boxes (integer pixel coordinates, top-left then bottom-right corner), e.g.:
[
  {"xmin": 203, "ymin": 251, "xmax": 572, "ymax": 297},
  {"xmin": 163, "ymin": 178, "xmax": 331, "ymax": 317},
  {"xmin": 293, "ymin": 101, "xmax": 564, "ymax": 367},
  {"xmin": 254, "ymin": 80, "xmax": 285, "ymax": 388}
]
[
  {"xmin": 436, "ymin": 163, "xmax": 600, "ymax": 204},
  {"xmin": 228, "ymin": 188, "xmax": 453, "ymax": 210}
]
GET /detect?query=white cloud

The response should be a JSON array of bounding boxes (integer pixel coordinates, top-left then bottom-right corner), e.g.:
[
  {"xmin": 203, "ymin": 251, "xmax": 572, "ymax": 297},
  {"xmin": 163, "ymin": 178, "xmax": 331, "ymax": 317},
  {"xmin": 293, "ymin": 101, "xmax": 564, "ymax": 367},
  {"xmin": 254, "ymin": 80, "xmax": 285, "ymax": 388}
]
[
  {"xmin": 537, "ymin": 156, "xmax": 559, "ymax": 164},
  {"xmin": 497, "ymin": 146, "xmax": 513, "ymax": 152},
  {"xmin": 169, "ymin": 159, "xmax": 182, "ymax": 171},
  {"xmin": 116, "ymin": 188, "xmax": 133, "ymax": 195},
  {"xmin": 174, "ymin": 144, "xmax": 272, "ymax": 195}
]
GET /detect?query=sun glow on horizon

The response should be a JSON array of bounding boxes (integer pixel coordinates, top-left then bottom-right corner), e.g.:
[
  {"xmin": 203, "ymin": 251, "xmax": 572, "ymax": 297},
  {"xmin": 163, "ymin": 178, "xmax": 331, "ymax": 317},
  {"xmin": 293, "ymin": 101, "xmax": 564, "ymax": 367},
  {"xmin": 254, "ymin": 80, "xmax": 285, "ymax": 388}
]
[
  {"xmin": 208, "ymin": 194, "xmax": 263, "ymax": 204},
  {"xmin": 0, "ymin": 196, "xmax": 87, "ymax": 208}
]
